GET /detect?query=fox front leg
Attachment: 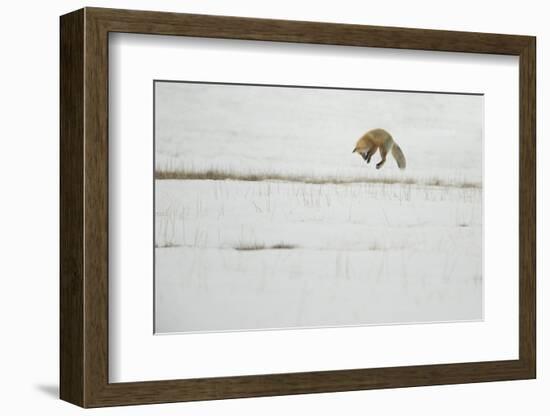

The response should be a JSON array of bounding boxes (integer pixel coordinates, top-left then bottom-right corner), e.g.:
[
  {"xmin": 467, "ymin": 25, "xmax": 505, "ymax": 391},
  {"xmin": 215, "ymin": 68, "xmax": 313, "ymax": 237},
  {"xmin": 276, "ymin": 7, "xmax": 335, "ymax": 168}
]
[
  {"xmin": 360, "ymin": 151, "xmax": 372, "ymax": 163},
  {"xmin": 366, "ymin": 149, "xmax": 375, "ymax": 164},
  {"xmin": 376, "ymin": 147, "xmax": 388, "ymax": 169}
]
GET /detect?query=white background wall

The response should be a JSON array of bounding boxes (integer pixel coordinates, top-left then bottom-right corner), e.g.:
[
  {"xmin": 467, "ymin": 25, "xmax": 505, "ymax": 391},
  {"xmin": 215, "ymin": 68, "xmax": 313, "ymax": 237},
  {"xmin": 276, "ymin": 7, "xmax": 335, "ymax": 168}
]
[{"xmin": 0, "ymin": 0, "xmax": 545, "ymax": 414}]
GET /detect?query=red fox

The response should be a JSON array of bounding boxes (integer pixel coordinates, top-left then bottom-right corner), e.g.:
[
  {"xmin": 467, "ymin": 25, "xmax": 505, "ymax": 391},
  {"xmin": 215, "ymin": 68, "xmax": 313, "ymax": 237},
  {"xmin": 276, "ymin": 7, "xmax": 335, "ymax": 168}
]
[{"xmin": 352, "ymin": 128, "xmax": 406, "ymax": 170}]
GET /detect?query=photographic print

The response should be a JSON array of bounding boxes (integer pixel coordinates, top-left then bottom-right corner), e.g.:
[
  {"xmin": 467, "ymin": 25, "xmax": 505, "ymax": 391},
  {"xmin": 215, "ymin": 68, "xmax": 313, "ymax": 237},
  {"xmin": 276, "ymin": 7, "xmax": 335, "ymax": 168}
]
[{"xmin": 154, "ymin": 81, "xmax": 483, "ymax": 334}]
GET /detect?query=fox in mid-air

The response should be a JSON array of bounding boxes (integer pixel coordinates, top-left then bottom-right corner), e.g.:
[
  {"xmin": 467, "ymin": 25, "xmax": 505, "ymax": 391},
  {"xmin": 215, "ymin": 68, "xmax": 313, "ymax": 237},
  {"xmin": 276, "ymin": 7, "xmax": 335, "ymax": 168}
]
[{"xmin": 352, "ymin": 128, "xmax": 406, "ymax": 170}]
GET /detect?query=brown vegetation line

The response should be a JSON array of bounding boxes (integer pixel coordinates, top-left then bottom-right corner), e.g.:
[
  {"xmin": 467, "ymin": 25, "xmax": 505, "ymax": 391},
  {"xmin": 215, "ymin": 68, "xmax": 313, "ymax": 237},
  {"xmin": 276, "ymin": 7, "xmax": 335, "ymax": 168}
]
[{"xmin": 154, "ymin": 168, "xmax": 481, "ymax": 189}]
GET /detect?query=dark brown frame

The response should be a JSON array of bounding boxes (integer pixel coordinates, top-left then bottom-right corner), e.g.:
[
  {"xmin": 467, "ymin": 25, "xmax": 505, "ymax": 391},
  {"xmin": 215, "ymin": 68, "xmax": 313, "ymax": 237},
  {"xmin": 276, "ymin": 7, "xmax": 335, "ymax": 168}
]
[{"xmin": 60, "ymin": 7, "xmax": 536, "ymax": 408}]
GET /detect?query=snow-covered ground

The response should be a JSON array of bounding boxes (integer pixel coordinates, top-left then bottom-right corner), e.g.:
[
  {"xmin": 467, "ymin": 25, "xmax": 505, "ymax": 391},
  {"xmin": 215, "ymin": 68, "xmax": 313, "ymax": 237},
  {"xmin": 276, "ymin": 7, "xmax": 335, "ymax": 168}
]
[{"xmin": 154, "ymin": 81, "xmax": 483, "ymax": 333}]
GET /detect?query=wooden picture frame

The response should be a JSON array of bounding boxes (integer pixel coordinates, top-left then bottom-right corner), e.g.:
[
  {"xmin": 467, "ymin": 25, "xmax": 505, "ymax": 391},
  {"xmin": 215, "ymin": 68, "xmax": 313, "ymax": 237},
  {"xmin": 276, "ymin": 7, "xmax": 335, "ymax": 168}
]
[{"xmin": 60, "ymin": 7, "xmax": 536, "ymax": 408}]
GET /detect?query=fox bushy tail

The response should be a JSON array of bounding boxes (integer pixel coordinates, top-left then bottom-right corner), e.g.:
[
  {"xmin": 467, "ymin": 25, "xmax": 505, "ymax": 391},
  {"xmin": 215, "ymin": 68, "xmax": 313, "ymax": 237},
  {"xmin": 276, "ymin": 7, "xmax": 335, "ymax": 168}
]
[{"xmin": 391, "ymin": 143, "xmax": 406, "ymax": 169}]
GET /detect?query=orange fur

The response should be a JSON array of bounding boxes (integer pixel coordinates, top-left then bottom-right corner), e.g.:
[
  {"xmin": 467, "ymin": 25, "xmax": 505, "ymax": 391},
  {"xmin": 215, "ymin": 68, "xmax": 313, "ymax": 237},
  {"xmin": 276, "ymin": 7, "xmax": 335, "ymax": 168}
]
[{"xmin": 352, "ymin": 128, "xmax": 406, "ymax": 170}]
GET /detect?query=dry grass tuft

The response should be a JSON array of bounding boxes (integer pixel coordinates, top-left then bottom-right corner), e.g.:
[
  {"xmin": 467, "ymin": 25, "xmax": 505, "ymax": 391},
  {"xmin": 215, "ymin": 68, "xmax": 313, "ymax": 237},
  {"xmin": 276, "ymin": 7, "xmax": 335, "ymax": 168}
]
[
  {"xmin": 155, "ymin": 242, "xmax": 180, "ymax": 248},
  {"xmin": 234, "ymin": 243, "xmax": 297, "ymax": 251}
]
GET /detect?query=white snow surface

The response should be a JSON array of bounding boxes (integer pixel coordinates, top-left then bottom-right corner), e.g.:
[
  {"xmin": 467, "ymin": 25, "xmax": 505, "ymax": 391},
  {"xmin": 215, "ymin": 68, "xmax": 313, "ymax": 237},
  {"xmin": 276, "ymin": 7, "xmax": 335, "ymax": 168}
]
[{"xmin": 154, "ymin": 81, "xmax": 483, "ymax": 333}]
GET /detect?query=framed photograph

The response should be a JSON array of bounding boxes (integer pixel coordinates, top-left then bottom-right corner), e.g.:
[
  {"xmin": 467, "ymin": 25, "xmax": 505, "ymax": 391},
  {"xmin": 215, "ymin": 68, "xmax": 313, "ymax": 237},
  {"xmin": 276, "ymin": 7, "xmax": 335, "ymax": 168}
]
[{"xmin": 60, "ymin": 7, "xmax": 536, "ymax": 408}]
